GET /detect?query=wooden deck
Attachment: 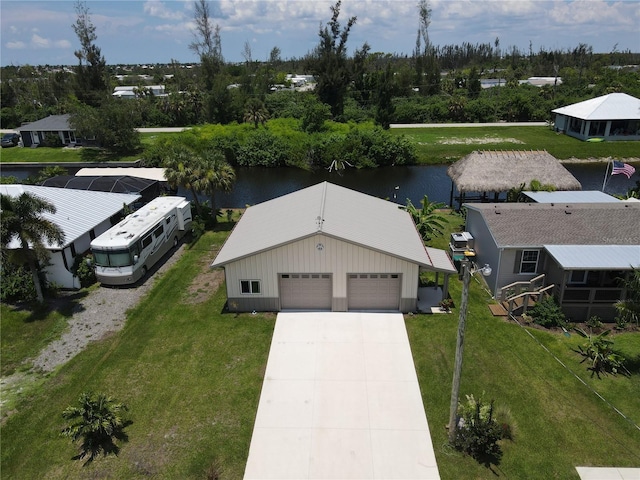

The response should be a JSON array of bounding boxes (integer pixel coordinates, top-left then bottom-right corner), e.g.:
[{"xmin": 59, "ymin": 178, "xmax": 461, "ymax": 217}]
[{"xmin": 488, "ymin": 303, "xmax": 508, "ymax": 317}]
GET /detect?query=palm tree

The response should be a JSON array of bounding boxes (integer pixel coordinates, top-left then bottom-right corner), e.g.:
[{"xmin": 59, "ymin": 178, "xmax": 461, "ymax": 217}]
[
  {"xmin": 193, "ymin": 150, "xmax": 236, "ymax": 224},
  {"xmin": 1, "ymin": 192, "xmax": 65, "ymax": 303},
  {"xmin": 405, "ymin": 194, "xmax": 447, "ymax": 243},
  {"xmin": 163, "ymin": 145, "xmax": 203, "ymax": 216},
  {"xmin": 243, "ymin": 98, "xmax": 269, "ymax": 128},
  {"xmin": 61, "ymin": 392, "xmax": 129, "ymax": 462}
]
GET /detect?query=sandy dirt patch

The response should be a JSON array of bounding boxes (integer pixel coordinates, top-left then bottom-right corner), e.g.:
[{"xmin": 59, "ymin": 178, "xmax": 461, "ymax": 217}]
[{"xmin": 437, "ymin": 136, "xmax": 525, "ymax": 145}]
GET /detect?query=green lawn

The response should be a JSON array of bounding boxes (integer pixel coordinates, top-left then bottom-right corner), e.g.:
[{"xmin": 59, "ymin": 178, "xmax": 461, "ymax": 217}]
[
  {"xmin": 391, "ymin": 126, "xmax": 640, "ymax": 164},
  {"xmin": 0, "ymin": 301, "xmax": 80, "ymax": 377},
  {"xmin": 1, "ymin": 221, "xmax": 639, "ymax": 479},
  {"xmin": 0, "ymin": 131, "xmax": 167, "ymax": 164}
]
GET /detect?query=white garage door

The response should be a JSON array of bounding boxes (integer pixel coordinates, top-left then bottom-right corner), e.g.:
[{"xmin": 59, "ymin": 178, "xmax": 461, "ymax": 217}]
[
  {"xmin": 348, "ymin": 274, "xmax": 401, "ymax": 311},
  {"xmin": 280, "ymin": 274, "xmax": 332, "ymax": 310}
]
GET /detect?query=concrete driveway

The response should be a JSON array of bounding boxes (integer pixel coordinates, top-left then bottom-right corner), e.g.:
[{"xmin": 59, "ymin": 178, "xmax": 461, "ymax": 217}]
[{"xmin": 244, "ymin": 312, "xmax": 440, "ymax": 479}]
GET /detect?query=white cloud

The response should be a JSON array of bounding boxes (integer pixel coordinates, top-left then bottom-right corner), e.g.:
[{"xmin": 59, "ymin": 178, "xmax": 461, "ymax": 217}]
[
  {"xmin": 31, "ymin": 34, "xmax": 50, "ymax": 48},
  {"xmin": 6, "ymin": 40, "xmax": 26, "ymax": 50},
  {"xmin": 54, "ymin": 39, "xmax": 72, "ymax": 49},
  {"xmin": 143, "ymin": 0, "xmax": 184, "ymax": 20},
  {"xmin": 548, "ymin": 0, "xmax": 636, "ymax": 26}
]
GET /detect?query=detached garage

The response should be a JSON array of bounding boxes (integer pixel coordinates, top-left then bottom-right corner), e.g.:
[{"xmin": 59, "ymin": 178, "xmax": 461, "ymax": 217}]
[{"xmin": 211, "ymin": 182, "xmax": 456, "ymax": 313}]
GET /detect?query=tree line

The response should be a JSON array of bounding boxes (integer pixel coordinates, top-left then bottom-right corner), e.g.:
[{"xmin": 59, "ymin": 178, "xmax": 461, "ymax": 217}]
[{"xmin": 2, "ymin": 0, "xmax": 639, "ymax": 137}]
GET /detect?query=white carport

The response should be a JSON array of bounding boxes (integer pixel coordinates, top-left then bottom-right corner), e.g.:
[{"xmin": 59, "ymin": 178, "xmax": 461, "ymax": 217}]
[{"xmin": 244, "ymin": 312, "xmax": 440, "ymax": 479}]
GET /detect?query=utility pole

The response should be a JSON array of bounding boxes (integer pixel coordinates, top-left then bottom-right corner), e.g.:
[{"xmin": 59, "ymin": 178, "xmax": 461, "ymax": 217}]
[{"xmin": 448, "ymin": 259, "xmax": 491, "ymax": 443}]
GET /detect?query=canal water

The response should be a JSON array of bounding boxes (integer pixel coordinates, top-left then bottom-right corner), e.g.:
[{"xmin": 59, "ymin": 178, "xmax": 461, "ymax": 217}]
[{"xmin": 2, "ymin": 162, "xmax": 636, "ymax": 208}]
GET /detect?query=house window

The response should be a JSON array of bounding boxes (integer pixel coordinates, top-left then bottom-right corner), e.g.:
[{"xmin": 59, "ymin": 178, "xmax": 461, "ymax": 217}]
[
  {"xmin": 569, "ymin": 270, "xmax": 588, "ymax": 284},
  {"xmin": 240, "ymin": 280, "xmax": 261, "ymax": 294},
  {"xmin": 519, "ymin": 250, "xmax": 539, "ymax": 274}
]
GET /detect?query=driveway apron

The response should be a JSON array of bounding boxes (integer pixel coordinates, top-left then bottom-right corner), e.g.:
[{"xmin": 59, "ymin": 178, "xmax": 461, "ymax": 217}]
[{"xmin": 244, "ymin": 312, "xmax": 440, "ymax": 479}]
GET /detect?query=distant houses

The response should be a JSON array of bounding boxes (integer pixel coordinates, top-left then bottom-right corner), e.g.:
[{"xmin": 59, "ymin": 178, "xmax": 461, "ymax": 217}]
[{"xmin": 112, "ymin": 85, "xmax": 167, "ymax": 99}]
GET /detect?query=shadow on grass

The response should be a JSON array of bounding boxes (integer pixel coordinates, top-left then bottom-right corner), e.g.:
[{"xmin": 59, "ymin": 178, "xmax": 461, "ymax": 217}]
[
  {"xmin": 622, "ymin": 353, "xmax": 640, "ymax": 375},
  {"xmin": 9, "ymin": 290, "xmax": 90, "ymax": 322},
  {"xmin": 71, "ymin": 420, "xmax": 133, "ymax": 467},
  {"xmin": 79, "ymin": 147, "xmax": 143, "ymax": 163}
]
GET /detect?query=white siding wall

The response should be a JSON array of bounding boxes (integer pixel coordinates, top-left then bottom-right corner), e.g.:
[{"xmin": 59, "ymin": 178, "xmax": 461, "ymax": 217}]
[
  {"xmin": 45, "ymin": 250, "xmax": 77, "ymax": 289},
  {"xmin": 223, "ymin": 234, "xmax": 419, "ymax": 300}
]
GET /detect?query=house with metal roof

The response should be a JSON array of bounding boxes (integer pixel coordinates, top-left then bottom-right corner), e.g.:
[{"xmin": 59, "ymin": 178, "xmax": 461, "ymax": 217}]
[
  {"xmin": 16, "ymin": 114, "xmax": 78, "ymax": 148},
  {"xmin": 0, "ymin": 185, "xmax": 140, "ymax": 289},
  {"xmin": 211, "ymin": 182, "xmax": 456, "ymax": 313},
  {"xmin": 465, "ymin": 202, "xmax": 640, "ymax": 321},
  {"xmin": 552, "ymin": 93, "xmax": 640, "ymax": 141}
]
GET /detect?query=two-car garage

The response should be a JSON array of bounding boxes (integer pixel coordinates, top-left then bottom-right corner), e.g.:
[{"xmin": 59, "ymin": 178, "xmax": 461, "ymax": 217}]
[
  {"xmin": 279, "ymin": 273, "xmax": 402, "ymax": 311},
  {"xmin": 211, "ymin": 182, "xmax": 456, "ymax": 314}
]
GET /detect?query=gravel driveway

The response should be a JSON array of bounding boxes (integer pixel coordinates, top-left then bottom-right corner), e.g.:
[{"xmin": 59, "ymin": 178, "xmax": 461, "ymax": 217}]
[{"xmin": 32, "ymin": 244, "xmax": 186, "ymax": 372}]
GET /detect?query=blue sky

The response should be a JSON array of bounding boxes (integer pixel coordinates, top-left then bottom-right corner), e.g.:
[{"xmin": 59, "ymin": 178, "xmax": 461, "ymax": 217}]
[{"xmin": 1, "ymin": 1, "xmax": 639, "ymax": 66}]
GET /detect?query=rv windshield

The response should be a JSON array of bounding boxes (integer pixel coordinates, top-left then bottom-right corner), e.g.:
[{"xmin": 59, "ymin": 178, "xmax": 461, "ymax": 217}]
[{"xmin": 92, "ymin": 249, "xmax": 133, "ymax": 267}]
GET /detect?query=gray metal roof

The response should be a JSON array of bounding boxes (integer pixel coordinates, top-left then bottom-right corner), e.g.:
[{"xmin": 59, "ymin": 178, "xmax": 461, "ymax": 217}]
[
  {"xmin": 466, "ymin": 202, "xmax": 640, "ymax": 247},
  {"xmin": 212, "ymin": 182, "xmax": 456, "ymax": 273},
  {"xmin": 552, "ymin": 93, "xmax": 640, "ymax": 121},
  {"xmin": 17, "ymin": 114, "xmax": 72, "ymax": 132},
  {"xmin": 545, "ymin": 245, "xmax": 640, "ymax": 270},
  {"xmin": 1, "ymin": 185, "xmax": 141, "ymax": 249},
  {"xmin": 523, "ymin": 191, "xmax": 620, "ymax": 203}
]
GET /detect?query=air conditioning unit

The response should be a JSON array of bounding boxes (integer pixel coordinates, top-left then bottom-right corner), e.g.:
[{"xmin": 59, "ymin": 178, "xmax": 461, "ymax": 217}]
[
  {"xmin": 450, "ymin": 232, "xmax": 476, "ymax": 273},
  {"xmin": 450, "ymin": 232, "xmax": 475, "ymax": 250}
]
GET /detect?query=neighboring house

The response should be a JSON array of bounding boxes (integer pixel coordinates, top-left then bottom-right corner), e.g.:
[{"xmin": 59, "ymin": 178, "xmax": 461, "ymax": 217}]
[
  {"xmin": 1, "ymin": 185, "xmax": 140, "ymax": 289},
  {"xmin": 465, "ymin": 201, "xmax": 640, "ymax": 321},
  {"xmin": 16, "ymin": 114, "xmax": 76, "ymax": 148},
  {"xmin": 112, "ymin": 85, "xmax": 167, "ymax": 99},
  {"xmin": 211, "ymin": 182, "xmax": 456, "ymax": 313},
  {"xmin": 552, "ymin": 93, "xmax": 640, "ymax": 141}
]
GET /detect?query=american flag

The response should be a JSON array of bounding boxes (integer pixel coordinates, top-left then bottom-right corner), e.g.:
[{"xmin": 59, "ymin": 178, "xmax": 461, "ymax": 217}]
[{"xmin": 611, "ymin": 161, "xmax": 636, "ymax": 178}]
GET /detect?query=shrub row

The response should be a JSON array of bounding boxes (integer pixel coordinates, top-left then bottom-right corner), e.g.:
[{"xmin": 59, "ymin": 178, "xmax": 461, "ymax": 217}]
[{"xmin": 143, "ymin": 119, "xmax": 416, "ymax": 170}]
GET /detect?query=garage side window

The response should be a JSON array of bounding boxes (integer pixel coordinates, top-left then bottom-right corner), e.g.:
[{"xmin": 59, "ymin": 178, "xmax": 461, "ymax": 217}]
[{"xmin": 240, "ymin": 280, "xmax": 261, "ymax": 294}]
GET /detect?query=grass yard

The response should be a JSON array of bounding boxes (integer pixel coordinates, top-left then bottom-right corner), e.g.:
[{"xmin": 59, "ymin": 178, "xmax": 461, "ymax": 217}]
[
  {"xmin": 0, "ymin": 301, "xmax": 80, "ymax": 377},
  {"xmin": 1, "ymin": 230, "xmax": 275, "ymax": 479},
  {"xmin": 0, "ymin": 131, "xmax": 167, "ymax": 164},
  {"xmin": 1, "ymin": 218, "xmax": 639, "ymax": 479},
  {"xmin": 392, "ymin": 126, "xmax": 640, "ymax": 165},
  {"xmin": 407, "ymin": 286, "xmax": 640, "ymax": 479}
]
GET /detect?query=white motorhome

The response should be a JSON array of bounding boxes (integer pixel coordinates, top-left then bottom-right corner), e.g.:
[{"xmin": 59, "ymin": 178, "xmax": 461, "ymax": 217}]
[{"xmin": 90, "ymin": 197, "xmax": 192, "ymax": 285}]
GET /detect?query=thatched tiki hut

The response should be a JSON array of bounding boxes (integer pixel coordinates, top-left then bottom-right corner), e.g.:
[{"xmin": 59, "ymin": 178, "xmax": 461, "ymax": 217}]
[{"xmin": 447, "ymin": 150, "xmax": 581, "ymax": 210}]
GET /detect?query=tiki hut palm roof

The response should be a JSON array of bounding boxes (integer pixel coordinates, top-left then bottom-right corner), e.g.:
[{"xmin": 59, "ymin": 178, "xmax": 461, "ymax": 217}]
[{"xmin": 447, "ymin": 150, "xmax": 581, "ymax": 193}]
